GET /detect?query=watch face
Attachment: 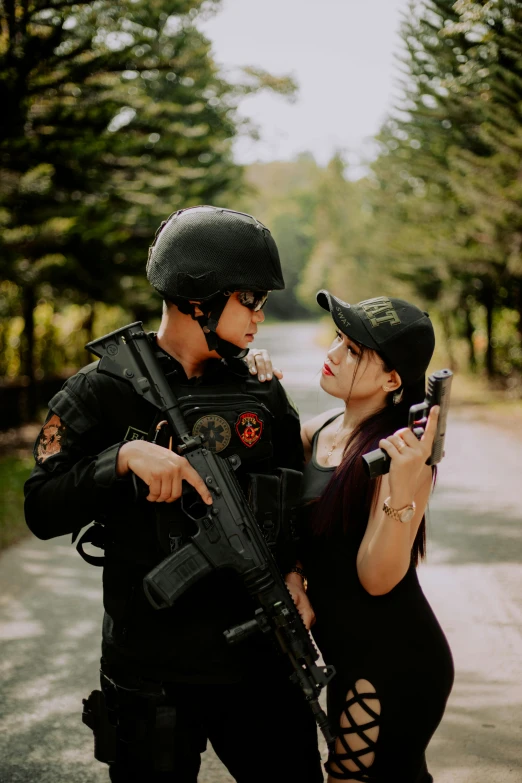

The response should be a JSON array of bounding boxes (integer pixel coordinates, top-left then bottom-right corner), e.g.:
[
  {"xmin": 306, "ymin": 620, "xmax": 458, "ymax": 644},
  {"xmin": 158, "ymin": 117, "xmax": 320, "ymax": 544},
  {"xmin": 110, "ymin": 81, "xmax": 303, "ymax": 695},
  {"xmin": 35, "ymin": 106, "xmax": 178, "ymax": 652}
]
[{"xmin": 400, "ymin": 507, "xmax": 415, "ymax": 523}]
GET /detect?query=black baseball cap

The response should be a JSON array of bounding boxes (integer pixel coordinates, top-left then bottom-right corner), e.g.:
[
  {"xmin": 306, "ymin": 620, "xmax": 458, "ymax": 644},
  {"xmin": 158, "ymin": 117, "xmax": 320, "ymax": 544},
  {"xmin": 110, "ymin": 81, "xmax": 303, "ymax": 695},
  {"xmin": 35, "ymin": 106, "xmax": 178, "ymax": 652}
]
[{"xmin": 317, "ymin": 290, "xmax": 435, "ymax": 387}]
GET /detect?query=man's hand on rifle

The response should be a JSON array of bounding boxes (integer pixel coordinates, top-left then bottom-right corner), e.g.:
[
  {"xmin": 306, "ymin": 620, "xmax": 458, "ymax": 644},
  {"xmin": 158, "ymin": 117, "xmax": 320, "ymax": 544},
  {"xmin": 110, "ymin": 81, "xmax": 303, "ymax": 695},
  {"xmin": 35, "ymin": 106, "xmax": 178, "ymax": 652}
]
[
  {"xmin": 117, "ymin": 441, "xmax": 213, "ymax": 505},
  {"xmin": 285, "ymin": 572, "xmax": 316, "ymax": 630}
]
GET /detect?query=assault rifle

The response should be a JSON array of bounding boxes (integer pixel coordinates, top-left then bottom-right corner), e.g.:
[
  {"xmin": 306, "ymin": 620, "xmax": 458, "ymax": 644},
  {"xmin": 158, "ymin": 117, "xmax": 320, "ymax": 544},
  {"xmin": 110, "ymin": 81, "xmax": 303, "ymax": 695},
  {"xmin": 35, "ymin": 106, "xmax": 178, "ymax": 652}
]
[
  {"xmin": 362, "ymin": 368, "xmax": 453, "ymax": 478},
  {"xmin": 87, "ymin": 322, "xmax": 336, "ymax": 746}
]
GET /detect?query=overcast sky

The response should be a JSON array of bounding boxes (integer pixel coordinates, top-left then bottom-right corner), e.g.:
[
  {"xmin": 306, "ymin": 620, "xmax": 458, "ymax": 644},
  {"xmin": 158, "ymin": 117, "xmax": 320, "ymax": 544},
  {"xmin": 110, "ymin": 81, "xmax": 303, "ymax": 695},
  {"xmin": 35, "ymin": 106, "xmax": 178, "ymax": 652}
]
[{"xmin": 200, "ymin": 0, "xmax": 412, "ymax": 169}]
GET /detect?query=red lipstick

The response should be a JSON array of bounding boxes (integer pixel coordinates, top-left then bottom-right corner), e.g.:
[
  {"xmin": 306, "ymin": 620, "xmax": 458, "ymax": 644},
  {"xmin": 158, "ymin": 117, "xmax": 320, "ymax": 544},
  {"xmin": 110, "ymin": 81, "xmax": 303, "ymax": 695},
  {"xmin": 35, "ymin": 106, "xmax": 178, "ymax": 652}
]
[{"xmin": 322, "ymin": 363, "xmax": 333, "ymax": 376}]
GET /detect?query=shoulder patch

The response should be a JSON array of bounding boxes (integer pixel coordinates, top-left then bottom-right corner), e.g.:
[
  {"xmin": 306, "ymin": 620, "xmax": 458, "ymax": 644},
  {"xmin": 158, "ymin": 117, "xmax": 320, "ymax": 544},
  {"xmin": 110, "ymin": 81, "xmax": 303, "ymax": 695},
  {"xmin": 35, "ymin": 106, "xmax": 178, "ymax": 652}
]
[{"xmin": 35, "ymin": 414, "xmax": 67, "ymax": 464}]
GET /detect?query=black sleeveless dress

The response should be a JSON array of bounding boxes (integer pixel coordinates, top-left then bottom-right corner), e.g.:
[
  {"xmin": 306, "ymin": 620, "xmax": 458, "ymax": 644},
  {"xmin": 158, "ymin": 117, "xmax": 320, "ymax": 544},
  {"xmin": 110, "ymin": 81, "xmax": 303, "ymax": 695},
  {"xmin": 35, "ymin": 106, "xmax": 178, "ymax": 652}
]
[{"xmin": 300, "ymin": 415, "xmax": 454, "ymax": 783}]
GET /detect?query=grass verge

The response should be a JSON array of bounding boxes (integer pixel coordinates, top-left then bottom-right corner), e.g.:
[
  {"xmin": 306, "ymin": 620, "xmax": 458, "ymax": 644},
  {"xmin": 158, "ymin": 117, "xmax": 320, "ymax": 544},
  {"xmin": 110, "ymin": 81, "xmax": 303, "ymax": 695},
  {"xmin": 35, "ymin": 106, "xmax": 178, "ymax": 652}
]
[{"xmin": 0, "ymin": 454, "xmax": 33, "ymax": 552}]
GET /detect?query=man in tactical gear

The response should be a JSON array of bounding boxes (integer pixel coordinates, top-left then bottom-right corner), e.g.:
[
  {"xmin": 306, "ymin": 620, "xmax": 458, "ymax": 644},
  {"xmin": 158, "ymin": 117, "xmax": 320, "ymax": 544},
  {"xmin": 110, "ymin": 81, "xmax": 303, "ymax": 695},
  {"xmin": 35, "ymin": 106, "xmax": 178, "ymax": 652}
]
[{"xmin": 24, "ymin": 206, "xmax": 323, "ymax": 782}]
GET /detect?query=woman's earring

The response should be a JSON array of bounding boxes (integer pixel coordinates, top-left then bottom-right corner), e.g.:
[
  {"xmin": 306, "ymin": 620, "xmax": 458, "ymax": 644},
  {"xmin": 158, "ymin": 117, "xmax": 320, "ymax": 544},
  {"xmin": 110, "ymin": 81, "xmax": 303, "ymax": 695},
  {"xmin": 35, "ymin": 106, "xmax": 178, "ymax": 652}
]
[{"xmin": 392, "ymin": 388, "xmax": 404, "ymax": 406}]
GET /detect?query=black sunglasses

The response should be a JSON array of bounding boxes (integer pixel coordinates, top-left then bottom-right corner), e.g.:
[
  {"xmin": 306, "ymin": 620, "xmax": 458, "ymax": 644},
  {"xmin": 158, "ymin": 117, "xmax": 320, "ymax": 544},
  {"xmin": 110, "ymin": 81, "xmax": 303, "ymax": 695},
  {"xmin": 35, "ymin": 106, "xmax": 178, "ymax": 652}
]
[{"xmin": 236, "ymin": 291, "xmax": 270, "ymax": 312}]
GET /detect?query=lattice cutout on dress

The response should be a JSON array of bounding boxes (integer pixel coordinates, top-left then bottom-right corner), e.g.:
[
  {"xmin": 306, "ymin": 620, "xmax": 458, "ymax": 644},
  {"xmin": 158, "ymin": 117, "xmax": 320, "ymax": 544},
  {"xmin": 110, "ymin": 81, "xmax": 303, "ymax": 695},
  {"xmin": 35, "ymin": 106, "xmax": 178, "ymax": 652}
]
[{"xmin": 326, "ymin": 680, "xmax": 381, "ymax": 781}]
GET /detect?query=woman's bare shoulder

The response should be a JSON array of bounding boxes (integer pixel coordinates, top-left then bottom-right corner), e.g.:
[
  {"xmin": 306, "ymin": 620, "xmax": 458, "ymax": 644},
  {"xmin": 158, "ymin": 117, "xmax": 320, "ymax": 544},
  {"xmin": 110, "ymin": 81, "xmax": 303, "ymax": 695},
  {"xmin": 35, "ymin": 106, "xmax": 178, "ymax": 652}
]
[{"xmin": 302, "ymin": 407, "xmax": 344, "ymax": 440}]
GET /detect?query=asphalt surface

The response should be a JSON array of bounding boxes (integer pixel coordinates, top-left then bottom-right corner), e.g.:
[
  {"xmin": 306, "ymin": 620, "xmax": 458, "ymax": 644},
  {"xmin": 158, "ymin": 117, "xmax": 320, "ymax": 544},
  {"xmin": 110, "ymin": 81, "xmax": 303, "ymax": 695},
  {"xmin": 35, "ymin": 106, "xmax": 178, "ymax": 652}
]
[{"xmin": 1, "ymin": 322, "xmax": 521, "ymax": 782}]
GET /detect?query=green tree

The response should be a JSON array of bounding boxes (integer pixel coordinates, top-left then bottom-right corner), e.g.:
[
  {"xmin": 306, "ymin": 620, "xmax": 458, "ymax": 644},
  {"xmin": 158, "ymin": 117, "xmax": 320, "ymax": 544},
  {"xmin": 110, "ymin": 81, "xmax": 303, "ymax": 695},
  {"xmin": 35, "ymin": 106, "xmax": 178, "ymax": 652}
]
[
  {"xmin": 443, "ymin": 0, "xmax": 522, "ymax": 375},
  {"xmin": 369, "ymin": 0, "xmax": 522, "ymax": 377},
  {"xmin": 298, "ymin": 155, "xmax": 392, "ymax": 311},
  {"xmin": 236, "ymin": 155, "xmax": 319, "ymax": 320},
  {"xmin": 0, "ymin": 0, "xmax": 295, "ymax": 413}
]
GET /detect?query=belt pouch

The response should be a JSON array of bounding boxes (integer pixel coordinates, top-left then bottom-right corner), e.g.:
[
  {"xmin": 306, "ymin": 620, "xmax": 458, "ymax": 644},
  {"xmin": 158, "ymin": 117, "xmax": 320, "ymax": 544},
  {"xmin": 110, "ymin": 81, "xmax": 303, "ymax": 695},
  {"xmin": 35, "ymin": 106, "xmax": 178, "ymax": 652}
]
[{"xmin": 82, "ymin": 689, "xmax": 117, "ymax": 764}]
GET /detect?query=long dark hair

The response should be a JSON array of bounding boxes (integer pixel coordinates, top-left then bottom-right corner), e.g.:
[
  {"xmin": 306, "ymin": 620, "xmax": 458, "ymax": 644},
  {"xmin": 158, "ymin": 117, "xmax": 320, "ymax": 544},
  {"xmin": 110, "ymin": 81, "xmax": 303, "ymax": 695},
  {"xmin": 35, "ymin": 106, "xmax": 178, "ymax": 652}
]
[{"xmin": 311, "ymin": 346, "xmax": 432, "ymax": 566}]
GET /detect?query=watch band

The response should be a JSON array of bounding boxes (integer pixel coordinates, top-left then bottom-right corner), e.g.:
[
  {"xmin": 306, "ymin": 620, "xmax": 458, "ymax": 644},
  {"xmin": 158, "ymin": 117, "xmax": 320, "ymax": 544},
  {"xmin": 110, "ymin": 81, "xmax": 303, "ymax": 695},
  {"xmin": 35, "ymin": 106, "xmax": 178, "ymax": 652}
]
[{"xmin": 382, "ymin": 496, "xmax": 416, "ymax": 523}]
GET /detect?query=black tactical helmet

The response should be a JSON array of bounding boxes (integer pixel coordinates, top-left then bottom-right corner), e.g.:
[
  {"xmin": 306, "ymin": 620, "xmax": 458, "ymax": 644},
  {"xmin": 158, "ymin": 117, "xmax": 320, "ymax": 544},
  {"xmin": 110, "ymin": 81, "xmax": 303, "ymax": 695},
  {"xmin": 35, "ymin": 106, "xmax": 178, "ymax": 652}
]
[
  {"xmin": 147, "ymin": 205, "xmax": 285, "ymax": 360},
  {"xmin": 147, "ymin": 205, "xmax": 285, "ymax": 301}
]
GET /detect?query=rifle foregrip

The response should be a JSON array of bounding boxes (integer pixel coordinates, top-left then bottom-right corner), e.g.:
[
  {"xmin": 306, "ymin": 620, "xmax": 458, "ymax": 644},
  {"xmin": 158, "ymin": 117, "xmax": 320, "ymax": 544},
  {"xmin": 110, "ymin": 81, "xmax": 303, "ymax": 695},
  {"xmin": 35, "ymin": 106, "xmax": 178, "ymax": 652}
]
[{"xmin": 143, "ymin": 543, "xmax": 213, "ymax": 609}]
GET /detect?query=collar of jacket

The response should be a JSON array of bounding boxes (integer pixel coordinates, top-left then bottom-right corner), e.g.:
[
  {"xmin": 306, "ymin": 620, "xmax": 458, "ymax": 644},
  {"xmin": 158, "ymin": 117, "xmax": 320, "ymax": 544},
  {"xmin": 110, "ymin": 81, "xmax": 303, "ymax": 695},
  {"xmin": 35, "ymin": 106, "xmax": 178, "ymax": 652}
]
[{"xmin": 149, "ymin": 333, "xmax": 250, "ymax": 383}]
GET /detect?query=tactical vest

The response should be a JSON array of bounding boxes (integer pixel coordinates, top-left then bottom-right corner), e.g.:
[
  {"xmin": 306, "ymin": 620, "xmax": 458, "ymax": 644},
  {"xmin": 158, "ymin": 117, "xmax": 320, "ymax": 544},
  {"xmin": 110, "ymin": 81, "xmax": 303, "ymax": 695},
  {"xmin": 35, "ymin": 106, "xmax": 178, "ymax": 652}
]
[{"xmin": 75, "ymin": 370, "xmax": 301, "ymax": 574}]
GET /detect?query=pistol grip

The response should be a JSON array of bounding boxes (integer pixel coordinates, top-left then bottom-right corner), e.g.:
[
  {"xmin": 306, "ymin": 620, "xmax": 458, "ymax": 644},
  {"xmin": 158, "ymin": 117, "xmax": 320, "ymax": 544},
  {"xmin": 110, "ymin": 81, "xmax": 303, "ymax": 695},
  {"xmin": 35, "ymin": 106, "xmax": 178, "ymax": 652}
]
[{"xmin": 362, "ymin": 447, "xmax": 391, "ymax": 478}]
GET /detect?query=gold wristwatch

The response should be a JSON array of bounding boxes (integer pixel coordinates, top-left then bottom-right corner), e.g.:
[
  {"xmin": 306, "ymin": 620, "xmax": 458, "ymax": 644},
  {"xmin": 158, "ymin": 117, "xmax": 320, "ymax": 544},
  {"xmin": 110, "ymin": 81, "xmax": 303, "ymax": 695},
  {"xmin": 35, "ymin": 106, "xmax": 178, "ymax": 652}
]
[{"xmin": 383, "ymin": 496, "xmax": 416, "ymax": 523}]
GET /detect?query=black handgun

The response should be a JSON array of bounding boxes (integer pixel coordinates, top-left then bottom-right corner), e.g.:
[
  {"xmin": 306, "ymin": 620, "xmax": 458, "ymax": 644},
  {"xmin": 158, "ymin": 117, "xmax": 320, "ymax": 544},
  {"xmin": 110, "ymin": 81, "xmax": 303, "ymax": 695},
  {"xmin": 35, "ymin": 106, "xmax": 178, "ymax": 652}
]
[
  {"xmin": 87, "ymin": 322, "xmax": 336, "ymax": 747},
  {"xmin": 362, "ymin": 369, "xmax": 453, "ymax": 479}
]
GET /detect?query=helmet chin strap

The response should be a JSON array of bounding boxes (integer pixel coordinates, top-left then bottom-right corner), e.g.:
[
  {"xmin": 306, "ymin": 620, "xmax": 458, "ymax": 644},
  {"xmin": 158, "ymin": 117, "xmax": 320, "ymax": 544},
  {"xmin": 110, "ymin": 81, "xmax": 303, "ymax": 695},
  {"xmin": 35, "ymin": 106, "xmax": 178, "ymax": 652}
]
[{"xmin": 175, "ymin": 293, "xmax": 248, "ymax": 361}]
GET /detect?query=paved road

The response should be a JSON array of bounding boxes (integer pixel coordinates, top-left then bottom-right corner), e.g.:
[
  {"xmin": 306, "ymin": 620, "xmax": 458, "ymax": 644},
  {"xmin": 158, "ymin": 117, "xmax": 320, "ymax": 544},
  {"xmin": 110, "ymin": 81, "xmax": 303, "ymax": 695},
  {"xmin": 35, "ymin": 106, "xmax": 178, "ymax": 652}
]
[{"xmin": 1, "ymin": 322, "xmax": 521, "ymax": 782}]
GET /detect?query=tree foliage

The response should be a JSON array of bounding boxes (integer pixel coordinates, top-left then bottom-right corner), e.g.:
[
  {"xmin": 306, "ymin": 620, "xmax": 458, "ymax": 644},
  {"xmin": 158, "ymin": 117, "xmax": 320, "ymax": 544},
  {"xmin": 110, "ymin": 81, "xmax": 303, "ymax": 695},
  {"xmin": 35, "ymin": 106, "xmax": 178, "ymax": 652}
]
[
  {"xmin": 0, "ymin": 0, "xmax": 295, "ymax": 409},
  {"xmin": 236, "ymin": 155, "xmax": 318, "ymax": 320},
  {"xmin": 4, "ymin": 0, "xmax": 522, "ymax": 414},
  {"xmin": 249, "ymin": 0, "xmax": 522, "ymax": 383},
  {"xmin": 366, "ymin": 0, "xmax": 522, "ymax": 381}
]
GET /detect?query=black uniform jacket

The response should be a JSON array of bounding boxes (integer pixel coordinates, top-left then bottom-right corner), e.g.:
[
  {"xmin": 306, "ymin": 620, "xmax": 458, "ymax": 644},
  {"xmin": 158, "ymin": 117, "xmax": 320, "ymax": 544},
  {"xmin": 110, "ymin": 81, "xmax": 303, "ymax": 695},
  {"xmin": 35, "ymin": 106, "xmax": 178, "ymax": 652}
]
[{"xmin": 24, "ymin": 338, "xmax": 304, "ymax": 684}]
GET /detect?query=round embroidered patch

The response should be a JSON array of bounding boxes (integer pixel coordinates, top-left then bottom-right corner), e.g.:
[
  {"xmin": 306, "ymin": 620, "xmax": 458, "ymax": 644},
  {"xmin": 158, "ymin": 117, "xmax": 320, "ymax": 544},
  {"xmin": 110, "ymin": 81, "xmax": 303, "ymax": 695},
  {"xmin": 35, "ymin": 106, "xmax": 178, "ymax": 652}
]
[
  {"xmin": 192, "ymin": 415, "xmax": 232, "ymax": 453},
  {"xmin": 235, "ymin": 411, "xmax": 263, "ymax": 448}
]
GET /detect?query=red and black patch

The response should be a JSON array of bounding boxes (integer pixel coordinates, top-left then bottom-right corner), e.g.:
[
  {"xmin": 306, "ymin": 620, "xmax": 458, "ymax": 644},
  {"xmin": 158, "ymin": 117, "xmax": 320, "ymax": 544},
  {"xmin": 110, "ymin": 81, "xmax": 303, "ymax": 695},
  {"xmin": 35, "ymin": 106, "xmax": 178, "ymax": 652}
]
[
  {"xmin": 35, "ymin": 414, "xmax": 67, "ymax": 464},
  {"xmin": 235, "ymin": 411, "xmax": 263, "ymax": 448}
]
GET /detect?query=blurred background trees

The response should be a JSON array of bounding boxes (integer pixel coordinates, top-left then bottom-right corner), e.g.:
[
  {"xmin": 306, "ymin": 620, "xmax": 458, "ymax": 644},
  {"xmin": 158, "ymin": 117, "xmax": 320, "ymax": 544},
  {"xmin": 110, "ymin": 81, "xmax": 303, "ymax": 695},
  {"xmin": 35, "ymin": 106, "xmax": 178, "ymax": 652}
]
[
  {"xmin": 368, "ymin": 0, "xmax": 522, "ymax": 383},
  {"xmin": 3, "ymin": 0, "xmax": 522, "ymax": 428},
  {"xmin": 0, "ymin": 0, "xmax": 294, "ymax": 422}
]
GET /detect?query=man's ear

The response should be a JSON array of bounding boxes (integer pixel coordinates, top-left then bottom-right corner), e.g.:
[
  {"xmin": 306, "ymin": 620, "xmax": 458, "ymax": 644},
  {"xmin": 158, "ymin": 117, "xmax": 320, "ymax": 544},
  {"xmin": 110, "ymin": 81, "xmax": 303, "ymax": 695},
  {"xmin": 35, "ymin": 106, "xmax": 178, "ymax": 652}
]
[{"xmin": 383, "ymin": 369, "xmax": 402, "ymax": 393}]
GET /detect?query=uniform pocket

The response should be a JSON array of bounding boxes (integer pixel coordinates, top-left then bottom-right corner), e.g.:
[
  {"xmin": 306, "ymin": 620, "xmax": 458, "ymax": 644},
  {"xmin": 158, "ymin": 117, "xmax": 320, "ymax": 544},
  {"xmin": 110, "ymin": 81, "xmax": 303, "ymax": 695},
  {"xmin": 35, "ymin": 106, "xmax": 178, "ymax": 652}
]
[{"xmin": 48, "ymin": 387, "xmax": 98, "ymax": 434}]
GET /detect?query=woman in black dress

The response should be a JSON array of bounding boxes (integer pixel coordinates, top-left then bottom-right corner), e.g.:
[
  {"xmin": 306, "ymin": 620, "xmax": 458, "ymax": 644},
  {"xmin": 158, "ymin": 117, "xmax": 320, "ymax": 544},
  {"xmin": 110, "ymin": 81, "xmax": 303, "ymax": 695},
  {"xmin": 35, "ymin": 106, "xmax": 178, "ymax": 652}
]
[{"xmin": 284, "ymin": 291, "xmax": 454, "ymax": 783}]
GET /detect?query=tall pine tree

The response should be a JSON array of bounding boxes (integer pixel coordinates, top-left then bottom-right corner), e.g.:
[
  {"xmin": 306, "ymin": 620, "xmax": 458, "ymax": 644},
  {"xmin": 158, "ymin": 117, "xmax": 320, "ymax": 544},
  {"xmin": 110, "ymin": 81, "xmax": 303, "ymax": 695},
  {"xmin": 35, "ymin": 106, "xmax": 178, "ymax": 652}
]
[{"xmin": 371, "ymin": 0, "xmax": 522, "ymax": 376}]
